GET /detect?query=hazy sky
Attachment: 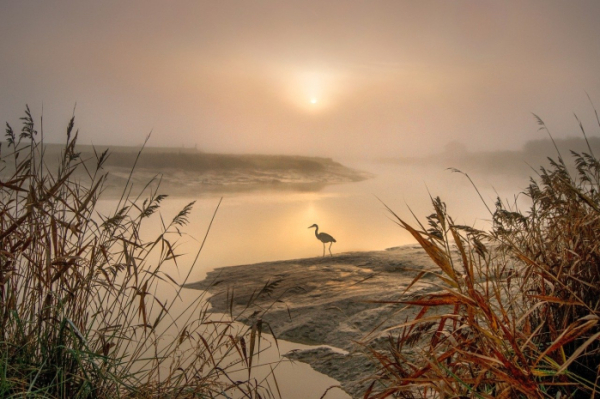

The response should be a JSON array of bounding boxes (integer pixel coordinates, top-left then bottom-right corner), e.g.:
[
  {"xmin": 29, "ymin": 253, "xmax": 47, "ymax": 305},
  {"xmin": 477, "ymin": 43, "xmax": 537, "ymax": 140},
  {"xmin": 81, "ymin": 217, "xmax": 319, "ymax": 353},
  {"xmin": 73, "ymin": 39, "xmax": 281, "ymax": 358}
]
[{"xmin": 2, "ymin": 1, "xmax": 600, "ymax": 158}]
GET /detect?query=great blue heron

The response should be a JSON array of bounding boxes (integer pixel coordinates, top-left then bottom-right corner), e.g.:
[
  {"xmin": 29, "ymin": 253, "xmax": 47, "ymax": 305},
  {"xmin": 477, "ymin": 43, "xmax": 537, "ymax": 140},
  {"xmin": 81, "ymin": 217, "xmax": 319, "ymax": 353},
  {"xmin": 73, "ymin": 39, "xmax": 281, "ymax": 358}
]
[{"xmin": 308, "ymin": 224, "xmax": 336, "ymax": 257}]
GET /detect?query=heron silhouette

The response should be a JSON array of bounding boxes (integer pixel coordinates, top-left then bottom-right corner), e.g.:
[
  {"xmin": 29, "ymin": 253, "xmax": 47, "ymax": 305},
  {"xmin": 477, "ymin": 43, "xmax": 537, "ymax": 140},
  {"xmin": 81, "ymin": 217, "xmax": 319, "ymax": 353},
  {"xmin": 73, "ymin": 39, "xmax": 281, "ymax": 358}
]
[{"xmin": 308, "ymin": 224, "xmax": 336, "ymax": 257}]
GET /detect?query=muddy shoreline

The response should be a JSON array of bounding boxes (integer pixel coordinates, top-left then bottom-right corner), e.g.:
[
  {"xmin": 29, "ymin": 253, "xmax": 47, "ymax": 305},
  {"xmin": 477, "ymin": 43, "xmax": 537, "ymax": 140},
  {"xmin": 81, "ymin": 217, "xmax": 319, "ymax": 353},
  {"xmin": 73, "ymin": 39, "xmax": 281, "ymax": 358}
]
[{"xmin": 185, "ymin": 245, "xmax": 441, "ymax": 398}]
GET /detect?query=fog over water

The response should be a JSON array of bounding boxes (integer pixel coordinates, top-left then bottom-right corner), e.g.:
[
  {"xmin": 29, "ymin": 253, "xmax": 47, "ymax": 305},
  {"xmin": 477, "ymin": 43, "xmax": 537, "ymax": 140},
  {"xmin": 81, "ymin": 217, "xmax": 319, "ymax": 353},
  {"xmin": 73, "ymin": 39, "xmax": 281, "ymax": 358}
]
[
  {"xmin": 90, "ymin": 158, "xmax": 530, "ymax": 399},
  {"xmin": 3, "ymin": 2, "xmax": 600, "ymax": 397},
  {"xmin": 95, "ymin": 158, "xmax": 530, "ymax": 284}
]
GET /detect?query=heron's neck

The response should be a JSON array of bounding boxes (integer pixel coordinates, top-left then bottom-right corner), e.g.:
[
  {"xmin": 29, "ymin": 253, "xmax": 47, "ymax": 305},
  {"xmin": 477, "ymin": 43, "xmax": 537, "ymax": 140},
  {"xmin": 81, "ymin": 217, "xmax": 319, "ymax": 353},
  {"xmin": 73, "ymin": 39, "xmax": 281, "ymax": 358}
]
[{"xmin": 313, "ymin": 226, "xmax": 319, "ymax": 236}]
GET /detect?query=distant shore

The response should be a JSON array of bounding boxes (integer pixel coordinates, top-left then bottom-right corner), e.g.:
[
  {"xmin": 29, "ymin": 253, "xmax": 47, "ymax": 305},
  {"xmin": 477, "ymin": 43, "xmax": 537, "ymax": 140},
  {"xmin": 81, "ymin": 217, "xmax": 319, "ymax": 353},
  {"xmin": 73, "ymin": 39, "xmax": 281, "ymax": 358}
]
[
  {"xmin": 0, "ymin": 143, "xmax": 372, "ymax": 196},
  {"xmin": 185, "ymin": 245, "xmax": 440, "ymax": 398}
]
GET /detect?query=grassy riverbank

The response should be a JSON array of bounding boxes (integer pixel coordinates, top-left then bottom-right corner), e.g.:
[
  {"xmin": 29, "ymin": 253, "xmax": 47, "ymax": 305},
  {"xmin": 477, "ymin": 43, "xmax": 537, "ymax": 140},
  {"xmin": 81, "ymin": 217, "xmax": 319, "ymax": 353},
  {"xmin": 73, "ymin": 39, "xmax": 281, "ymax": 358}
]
[
  {"xmin": 5, "ymin": 106, "xmax": 600, "ymax": 398},
  {"xmin": 364, "ymin": 116, "xmax": 600, "ymax": 398},
  {"xmin": 0, "ymin": 109, "xmax": 273, "ymax": 398}
]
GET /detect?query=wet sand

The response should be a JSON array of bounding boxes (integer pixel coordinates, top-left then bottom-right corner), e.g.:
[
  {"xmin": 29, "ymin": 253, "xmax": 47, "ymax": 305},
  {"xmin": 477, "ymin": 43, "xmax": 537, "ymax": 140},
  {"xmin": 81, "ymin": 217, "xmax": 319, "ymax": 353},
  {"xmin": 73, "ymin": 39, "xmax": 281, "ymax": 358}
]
[{"xmin": 185, "ymin": 245, "xmax": 441, "ymax": 398}]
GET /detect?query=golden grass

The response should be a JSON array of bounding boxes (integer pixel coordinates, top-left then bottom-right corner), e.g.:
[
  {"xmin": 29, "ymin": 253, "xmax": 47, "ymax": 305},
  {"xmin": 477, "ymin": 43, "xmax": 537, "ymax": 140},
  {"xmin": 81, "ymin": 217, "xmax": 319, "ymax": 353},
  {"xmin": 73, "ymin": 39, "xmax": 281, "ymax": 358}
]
[
  {"xmin": 0, "ymin": 107, "xmax": 275, "ymax": 398},
  {"xmin": 364, "ymin": 116, "xmax": 600, "ymax": 398}
]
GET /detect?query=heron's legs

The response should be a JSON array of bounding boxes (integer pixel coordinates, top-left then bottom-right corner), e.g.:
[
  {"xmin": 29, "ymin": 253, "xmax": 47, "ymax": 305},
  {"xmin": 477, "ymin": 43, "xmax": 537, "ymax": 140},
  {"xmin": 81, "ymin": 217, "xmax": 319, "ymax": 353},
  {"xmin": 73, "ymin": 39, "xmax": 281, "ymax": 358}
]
[
  {"xmin": 322, "ymin": 243, "xmax": 326, "ymax": 257},
  {"xmin": 328, "ymin": 242, "xmax": 333, "ymax": 257}
]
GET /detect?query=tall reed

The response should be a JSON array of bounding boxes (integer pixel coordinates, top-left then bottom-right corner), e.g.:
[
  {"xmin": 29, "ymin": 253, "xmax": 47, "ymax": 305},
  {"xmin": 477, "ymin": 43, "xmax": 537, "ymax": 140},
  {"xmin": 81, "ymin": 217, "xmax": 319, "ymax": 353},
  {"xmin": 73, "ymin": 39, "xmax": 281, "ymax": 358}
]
[
  {"xmin": 365, "ymin": 116, "xmax": 600, "ymax": 398},
  {"xmin": 0, "ymin": 107, "xmax": 272, "ymax": 398}
]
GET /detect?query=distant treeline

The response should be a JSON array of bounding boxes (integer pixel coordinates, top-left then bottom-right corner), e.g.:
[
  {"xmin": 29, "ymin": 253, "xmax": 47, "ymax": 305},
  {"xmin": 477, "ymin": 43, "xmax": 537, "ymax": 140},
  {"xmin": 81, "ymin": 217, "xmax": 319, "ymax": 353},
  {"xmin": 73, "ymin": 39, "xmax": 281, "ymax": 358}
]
[
  {"xmin": 521, "ymin": 136, "xmax": 600, "ymax": 158},
  {"xmin": 390, "ymin": 136, "xmax": 600, "ymax": 177}
]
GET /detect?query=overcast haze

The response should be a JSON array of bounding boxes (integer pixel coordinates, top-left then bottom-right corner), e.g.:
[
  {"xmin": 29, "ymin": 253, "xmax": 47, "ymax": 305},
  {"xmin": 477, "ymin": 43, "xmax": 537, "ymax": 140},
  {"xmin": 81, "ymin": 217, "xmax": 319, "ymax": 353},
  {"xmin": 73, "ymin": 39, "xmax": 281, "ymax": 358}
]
[{"xmin": 2, "ymin": 1, "xmax": 600, "ymax": 159}]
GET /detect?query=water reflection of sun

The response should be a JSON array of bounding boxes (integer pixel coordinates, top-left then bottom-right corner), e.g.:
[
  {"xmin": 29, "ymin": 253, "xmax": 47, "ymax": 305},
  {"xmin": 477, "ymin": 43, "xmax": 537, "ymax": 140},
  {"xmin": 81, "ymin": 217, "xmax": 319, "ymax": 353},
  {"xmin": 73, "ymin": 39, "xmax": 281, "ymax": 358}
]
[{"xmin": 305, "ymin": 203, "xmax": 318, "ymax": 220}]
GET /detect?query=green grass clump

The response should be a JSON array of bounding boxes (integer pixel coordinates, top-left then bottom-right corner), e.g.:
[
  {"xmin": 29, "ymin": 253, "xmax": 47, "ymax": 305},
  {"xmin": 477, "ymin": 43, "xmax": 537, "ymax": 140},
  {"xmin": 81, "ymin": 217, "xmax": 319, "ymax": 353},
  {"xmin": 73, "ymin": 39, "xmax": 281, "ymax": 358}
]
[
  {"xmin": 0, "ymin": 107, "xmax": 273, "ymax": 398},
  {"xmin": 365, "ymin": 116, "xmax": 600, "ymax": 398}
]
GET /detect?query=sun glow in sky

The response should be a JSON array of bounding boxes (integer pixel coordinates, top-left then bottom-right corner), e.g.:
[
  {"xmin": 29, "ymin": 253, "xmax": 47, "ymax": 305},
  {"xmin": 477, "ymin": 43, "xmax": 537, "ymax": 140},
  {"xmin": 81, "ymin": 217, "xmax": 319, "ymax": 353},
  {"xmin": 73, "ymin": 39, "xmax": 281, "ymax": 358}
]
[
  {"xmin": 279, "ymin": 68, "xmax": 339, "ymax": 112},
  {"xmin": 2, "ymin": 1, "xmax": 600, "ymax": 158}
]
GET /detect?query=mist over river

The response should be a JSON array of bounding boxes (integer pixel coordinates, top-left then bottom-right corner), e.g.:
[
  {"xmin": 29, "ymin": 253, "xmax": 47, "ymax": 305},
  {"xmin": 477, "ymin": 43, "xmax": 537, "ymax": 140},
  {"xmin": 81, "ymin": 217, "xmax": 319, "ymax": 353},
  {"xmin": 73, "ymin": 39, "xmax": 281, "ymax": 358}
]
[
  {"xmin": 4, "ymin": 2, "xmax": 600, "ymax": 397},
  {"xmin": 125, "ymin": 159, "xmax": 528, "ymax": 282},
  {"xmin": 92, "ymin": 158, "xmax": 530, "ymax": 398}
]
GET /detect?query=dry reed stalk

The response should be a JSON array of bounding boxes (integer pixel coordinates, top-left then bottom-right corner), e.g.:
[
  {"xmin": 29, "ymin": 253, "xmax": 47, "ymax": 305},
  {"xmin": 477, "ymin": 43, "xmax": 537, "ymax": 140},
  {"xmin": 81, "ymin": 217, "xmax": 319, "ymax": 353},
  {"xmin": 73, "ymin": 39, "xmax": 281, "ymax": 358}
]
[
  {"xmin": 0, "ymin": 107, "xmax": 276, "ymax": 398},
  {"xmin": 364, "ymin": 115, "xmax": 600, "ymax": 399}
]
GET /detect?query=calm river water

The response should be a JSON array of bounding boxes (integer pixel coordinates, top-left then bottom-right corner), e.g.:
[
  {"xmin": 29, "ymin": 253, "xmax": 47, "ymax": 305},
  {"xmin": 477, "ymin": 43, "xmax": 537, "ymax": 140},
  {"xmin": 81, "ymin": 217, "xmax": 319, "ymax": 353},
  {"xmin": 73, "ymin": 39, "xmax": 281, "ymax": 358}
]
[{"xmin": 97, "ymin": 160, "xmax": 529, "ymax": 398}]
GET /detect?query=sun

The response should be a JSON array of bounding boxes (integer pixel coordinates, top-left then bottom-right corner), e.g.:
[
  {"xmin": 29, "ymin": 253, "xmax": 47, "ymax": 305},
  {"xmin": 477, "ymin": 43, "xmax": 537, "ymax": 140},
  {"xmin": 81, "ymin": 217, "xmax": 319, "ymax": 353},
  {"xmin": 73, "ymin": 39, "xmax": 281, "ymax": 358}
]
[{"xmin": 280, "ymin": 68, "xmax": 344, "ymax": 111}]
